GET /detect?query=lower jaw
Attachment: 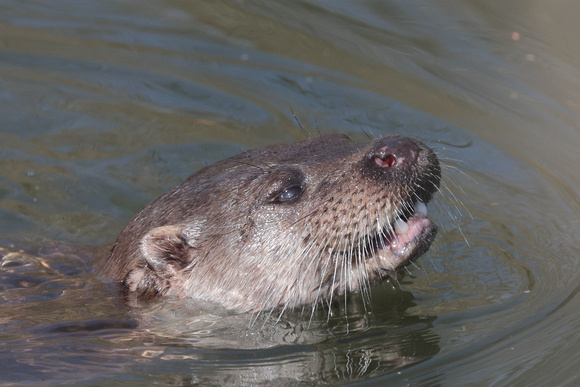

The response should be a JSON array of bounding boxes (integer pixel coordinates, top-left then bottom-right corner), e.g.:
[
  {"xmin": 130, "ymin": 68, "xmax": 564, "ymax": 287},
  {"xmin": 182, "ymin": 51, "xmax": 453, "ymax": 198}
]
[{"xmin": 373, "ymin": 222, "xmax": 438, "ymax": 273}]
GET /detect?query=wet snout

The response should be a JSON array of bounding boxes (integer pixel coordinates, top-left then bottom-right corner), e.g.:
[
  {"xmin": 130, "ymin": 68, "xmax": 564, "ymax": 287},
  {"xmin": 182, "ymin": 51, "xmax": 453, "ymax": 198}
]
[{"xmin": 370, "ymin": 136, "xmax": 423, "ymax": 169}]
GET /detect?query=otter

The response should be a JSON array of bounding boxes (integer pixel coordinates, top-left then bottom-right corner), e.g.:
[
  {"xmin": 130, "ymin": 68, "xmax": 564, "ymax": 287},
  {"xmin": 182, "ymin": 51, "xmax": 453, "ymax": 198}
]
[{"xmin": 101, "ymin": 134, "xmax": 441, "ymax": 313}]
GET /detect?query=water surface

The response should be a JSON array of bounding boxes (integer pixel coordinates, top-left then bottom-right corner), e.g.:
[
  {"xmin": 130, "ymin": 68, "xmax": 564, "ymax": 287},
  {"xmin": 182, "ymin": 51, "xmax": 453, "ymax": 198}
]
[{"xmin": 1, "ymin": 1, "xmax": 580, "ymax": 385}]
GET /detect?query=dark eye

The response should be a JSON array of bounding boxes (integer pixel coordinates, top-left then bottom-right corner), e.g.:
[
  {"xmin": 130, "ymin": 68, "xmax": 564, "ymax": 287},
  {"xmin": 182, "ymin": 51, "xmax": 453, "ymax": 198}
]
[{"xmin": 276, "ymin": 185, "xmax": 304, "ymax": 203}]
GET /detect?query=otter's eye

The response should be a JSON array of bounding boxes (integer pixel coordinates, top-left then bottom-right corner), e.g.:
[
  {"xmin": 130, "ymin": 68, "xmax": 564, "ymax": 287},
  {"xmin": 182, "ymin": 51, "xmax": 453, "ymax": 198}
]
[{"xmin": 276, "ymin": 185, "xmax": 304, "ymax": 203}]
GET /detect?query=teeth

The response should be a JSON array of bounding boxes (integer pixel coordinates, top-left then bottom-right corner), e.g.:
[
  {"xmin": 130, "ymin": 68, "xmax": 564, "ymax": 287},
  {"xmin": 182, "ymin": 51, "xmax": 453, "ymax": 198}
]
[
  {"xmin": 394, "ymin": 217, "xmax": 409, "ymax": 235},
  {"xmin": 414, "ymin": 201, "xmax": 427, "ymax": 216},
  {"xmin": 386, "ymin": 201, "xmax": 428, "ymax": 237}
]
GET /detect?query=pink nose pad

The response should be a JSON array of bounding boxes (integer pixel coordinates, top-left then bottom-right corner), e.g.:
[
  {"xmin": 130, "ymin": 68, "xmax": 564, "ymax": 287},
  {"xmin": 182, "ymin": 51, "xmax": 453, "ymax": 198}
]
[{"xmin": 373, "ymin": 146, "xmax": 398, "ymax": 168}]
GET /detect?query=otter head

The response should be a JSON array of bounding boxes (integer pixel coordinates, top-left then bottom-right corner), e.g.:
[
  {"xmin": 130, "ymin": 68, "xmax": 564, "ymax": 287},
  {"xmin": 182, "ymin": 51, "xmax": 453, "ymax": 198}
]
[{"xmin": 103, "ymin": 134, "xmax": 441, "ymax": 313}]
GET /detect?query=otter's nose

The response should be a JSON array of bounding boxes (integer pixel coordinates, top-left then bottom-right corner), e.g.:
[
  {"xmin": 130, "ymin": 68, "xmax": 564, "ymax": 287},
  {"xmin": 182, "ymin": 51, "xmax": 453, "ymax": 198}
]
[
  {"xmin": 360, "ymin": 134, "xmax": 440, "ymax": 204},
  {"xmin": 370, "ymin": 136, "xmax": 420, "ymax": 169}
]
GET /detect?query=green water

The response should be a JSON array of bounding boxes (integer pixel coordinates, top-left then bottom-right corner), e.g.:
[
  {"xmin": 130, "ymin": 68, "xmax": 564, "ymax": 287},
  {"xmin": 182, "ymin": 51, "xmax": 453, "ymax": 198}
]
[{"xmin": 1, "ymin": 1, "xmax": 580, "ymax": 385}]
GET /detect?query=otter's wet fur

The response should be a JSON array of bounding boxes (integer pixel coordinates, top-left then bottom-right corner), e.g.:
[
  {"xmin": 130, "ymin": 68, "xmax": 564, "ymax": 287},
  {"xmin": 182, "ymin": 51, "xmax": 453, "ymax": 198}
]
[{"xmin": 101, "ymin": 134, "xmax": 441, "ymax": 314}]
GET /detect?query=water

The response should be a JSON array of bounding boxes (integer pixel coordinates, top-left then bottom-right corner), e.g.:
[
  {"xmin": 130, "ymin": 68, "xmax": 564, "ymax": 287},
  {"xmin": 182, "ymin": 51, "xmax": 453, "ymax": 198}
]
[{"xmin": 1, "ymin": 1, "xmax": 580, "ymax": 385}]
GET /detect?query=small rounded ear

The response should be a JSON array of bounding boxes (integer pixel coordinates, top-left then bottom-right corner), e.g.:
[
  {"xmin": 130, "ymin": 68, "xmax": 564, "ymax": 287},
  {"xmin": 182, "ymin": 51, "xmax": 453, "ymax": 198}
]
[
  {"xmin": 139, "ymin": 224, "xmax": 198, "ymax": 276},
  {"xmin": 123, "ymin": 224, "xmax": 201, "ymax": 298}
]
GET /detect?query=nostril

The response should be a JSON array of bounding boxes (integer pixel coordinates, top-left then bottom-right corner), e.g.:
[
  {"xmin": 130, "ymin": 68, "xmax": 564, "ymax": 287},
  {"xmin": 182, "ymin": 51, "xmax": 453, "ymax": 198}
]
[{"xmin": 373, "ymin": 149, "xmax": 397, "ymax": 168}]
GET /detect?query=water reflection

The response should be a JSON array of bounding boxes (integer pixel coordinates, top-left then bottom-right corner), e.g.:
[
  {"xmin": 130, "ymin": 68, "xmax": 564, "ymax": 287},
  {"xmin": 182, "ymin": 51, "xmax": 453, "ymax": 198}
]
[{"xmin": 0, "ymin": 243, "xmax": 440, "ymax": 384}]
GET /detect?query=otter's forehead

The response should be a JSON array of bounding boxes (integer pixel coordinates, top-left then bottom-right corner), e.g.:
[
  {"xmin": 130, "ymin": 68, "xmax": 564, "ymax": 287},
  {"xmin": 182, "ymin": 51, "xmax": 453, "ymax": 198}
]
[{"xmin": 236, "ymin": 134, "xmax": 359, "ymax": 165}]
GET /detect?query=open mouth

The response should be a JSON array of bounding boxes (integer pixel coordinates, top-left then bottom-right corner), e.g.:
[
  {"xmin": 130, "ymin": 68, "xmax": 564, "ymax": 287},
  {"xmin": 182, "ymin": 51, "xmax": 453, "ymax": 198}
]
[{"xmin": 369, "ymin": 199, "xmax": 437, "ymax": 271}]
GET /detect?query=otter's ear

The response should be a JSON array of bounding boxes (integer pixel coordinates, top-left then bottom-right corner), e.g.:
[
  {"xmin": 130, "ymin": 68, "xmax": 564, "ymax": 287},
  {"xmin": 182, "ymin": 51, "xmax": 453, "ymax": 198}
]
[
  {"xmin": 139, "ymin": 225, "xmax": 198, "ymax": 276},
  {"xmin": 123, "ymin": 224, "xmax": 200, "ymax": 297}
]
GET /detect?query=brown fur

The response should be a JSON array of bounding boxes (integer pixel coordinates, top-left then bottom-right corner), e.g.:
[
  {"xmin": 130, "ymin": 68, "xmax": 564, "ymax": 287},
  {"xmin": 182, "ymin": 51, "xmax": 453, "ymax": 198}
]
[{"xmin": 101, "ymin": 134, "xmax": 441, "ymax": 313}]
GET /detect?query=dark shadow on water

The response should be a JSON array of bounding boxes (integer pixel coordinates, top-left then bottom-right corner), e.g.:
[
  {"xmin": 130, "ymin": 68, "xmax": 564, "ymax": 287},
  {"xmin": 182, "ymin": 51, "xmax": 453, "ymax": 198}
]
[{"xmin": 27, "ymin": 319, "xmax": 139, "ymax": 335}]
